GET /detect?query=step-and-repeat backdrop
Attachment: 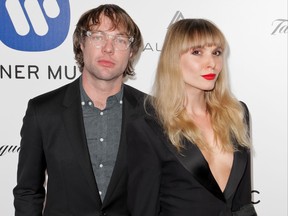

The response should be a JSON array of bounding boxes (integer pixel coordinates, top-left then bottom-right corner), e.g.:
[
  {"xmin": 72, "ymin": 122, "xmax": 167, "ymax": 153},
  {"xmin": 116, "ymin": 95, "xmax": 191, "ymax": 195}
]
[{"xmin": 1, "ymin": 0, "xmax": 287, "ymax": 215}]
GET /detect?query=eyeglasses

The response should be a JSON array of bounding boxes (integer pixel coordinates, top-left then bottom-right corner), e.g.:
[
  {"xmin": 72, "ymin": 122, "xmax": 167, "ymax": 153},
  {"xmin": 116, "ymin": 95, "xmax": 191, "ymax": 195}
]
[{"xmin": 85, "ymin": 31, "xmax": 134, "ymax": 51}]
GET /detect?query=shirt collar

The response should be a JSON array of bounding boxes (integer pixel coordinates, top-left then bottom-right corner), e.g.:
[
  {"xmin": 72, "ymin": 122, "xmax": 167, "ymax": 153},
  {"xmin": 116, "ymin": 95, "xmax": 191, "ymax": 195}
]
[{"xmin": 79, "ymin": 75, "xmax": 124, "ymax": 107}]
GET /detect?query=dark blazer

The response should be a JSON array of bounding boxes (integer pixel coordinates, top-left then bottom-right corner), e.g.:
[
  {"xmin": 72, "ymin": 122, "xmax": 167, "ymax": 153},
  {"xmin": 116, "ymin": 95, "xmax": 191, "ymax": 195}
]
[
  {"xmin": 13, "ymin": 77, "xmax": 146, "ymax": 216},
  {"xmin": 127, "ymin": 104, "xmax": 257, "ymax": 216}
]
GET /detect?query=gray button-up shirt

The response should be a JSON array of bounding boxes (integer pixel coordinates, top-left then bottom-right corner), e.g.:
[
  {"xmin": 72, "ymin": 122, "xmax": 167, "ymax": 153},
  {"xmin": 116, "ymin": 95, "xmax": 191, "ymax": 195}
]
[{"xmin": 80, "ymin": 78, "xmax": 123, "ymax": 201}]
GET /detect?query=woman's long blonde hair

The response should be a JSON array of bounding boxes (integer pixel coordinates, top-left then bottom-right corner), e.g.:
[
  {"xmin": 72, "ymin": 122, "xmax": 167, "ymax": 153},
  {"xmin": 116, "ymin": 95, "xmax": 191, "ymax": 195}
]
[{"xmin": 149, "ymin": 19, "xmax": 250, "ymax": 152}]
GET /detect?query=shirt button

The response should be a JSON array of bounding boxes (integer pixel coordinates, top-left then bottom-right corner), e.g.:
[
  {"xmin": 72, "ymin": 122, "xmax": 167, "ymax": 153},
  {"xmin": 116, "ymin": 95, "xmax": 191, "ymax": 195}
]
[
  {"xmin": 99, "ymin": 164, "xmax": 103, "ymax": 168},
  {"xmin": 88, "ymin": 101, "xmax": 92, "ymax": 106},
  {"xmin": 100, "ymin": 111, "xmax": 104, "ymax": 115},
  {"xmin": 100, "ymin": 138, "xmax": 104, "ymax": 142},
  {"xmin": 99, "ymin": 191, "xmax": 102, "ymax": 195},
  {"xmin": 119, "ymin": 100, "xmax": 123, "ymax": 104},
  {"xmin": 81, "ymin": 101, "xmax": 85, "ymax": 106}
]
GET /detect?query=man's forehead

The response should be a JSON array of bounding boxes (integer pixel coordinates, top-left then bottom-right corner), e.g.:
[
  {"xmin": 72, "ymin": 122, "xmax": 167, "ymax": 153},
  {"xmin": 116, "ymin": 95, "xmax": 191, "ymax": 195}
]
[{"xmin": 88, "ymin": 15, "xmax": 126, "ymax": 32}]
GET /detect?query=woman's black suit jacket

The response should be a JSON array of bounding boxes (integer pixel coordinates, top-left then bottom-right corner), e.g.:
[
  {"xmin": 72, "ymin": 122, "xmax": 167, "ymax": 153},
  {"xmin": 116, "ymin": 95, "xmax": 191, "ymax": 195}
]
[
  {"xmin": 127, "ymin": 104, "xmax": 257, "ymax": 216},
  {"xmin": 13, "ymin": 77, "xmax": 146, "ymax": 216}
]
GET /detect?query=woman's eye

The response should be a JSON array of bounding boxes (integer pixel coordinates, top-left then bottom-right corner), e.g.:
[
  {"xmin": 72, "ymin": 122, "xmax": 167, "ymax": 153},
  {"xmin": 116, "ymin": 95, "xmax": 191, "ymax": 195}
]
[
  {"xmin": 213, "ymin": 50, "xmax": 222, "ymax": 56},
  {"xmin": 191, "ymin": 50, "xmax": 201, "ymax": 55}
]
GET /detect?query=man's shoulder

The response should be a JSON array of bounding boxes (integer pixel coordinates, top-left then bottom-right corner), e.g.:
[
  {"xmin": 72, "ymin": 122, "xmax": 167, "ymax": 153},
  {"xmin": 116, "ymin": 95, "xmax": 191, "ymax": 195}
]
[
  {"xmin": 123, "ymin": 84, "xmax": 146, "ymax": 95},
  {"xmin": 29, "ymin": 78, "xmax": 79, "ymax": 106},
  {"xmin": 123, "ymin": 84, "xmax": 147, "ymax": 102}
]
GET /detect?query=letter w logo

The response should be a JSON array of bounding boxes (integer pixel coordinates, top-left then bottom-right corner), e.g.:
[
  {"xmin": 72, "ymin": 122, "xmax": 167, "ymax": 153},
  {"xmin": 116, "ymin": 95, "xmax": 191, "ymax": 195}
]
[{"xmin": 0, "ymin": 0, "xmax": 70, "ymax": 51}]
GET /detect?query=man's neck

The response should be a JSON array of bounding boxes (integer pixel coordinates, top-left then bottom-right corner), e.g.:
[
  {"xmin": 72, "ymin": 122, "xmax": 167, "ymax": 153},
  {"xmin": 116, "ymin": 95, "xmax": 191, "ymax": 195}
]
[{"xmin": 81, "ymin": 74, "xmax": 123, "ymax": 109}]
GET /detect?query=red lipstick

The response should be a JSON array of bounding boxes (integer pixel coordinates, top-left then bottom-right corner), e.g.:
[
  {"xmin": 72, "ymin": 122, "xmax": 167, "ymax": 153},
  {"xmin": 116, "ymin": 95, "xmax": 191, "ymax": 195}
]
[{"xmin": 201, "ymin": 73, "xmax": 216, "ymax": 80}]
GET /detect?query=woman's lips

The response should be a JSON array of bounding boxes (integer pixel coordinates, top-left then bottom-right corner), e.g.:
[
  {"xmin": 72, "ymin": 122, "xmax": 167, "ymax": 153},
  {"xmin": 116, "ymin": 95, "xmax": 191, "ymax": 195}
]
[{"xmin": 201, "ymin": 73, "xmax": 216, "ymax": 80}]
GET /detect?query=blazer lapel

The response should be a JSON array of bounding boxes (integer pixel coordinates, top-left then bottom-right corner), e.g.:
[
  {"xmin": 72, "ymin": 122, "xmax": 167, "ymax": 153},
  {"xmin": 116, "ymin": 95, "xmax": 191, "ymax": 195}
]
[
  {"xmin": 168, "ymin": 138, "xmax": 226, "ymax": 202},
  {"xmin": 223, "ymin": 145, "xmax": 248, "ymax": 200},
  {"xmin": 147, "ymin": 117, "xmax": 249, "ymax": 203},
  {"xmin": 103, "ymin": 85, "xmax": 142, "ymax": 204},
  {"xmin": 62, "ymin": 78, "xmax": 102, "ymax": 206},
  {"xmin": 146, "ymin": 117, "xmax": 226, "ymax": 202}
]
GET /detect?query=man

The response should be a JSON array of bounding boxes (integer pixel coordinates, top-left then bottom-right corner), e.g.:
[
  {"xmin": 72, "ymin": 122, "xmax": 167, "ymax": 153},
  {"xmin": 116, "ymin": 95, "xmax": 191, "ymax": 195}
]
[{"xmin": 13, "ymin": 4, "xmax": 145, "ymax": 216}]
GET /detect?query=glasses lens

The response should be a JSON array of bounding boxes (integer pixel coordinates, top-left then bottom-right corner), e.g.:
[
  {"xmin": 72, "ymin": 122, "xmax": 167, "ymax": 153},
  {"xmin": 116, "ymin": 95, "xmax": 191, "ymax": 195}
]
[
  {"xmin": 87, "ymin": 31, "xmax": 133, "ymax": 50},
  {"xmin": 87, "ymin": 31, "xmax": 105, "ymax": 48},
  {"xmin": 114, "ymin": 36, "xmax": 131, "ymax": 50}
]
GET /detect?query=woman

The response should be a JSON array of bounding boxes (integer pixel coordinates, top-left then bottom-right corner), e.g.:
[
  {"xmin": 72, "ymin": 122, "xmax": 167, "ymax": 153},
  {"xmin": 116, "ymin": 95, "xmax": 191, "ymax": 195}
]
[{"xmin": 127, "ymin": 19, "xmax": 257, "ymax": 216}]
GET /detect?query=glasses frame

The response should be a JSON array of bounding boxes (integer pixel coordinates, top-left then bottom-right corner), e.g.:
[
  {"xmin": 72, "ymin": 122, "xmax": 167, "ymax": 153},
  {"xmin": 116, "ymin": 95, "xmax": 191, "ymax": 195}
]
[{"xmin": 85, "ymin": 30, "xmax": 134, "ymax": 51}]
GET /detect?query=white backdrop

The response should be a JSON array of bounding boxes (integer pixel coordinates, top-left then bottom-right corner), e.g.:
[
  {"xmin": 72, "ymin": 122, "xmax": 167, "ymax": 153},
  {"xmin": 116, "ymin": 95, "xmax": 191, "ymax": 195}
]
[{"xmin": 1, "ymin": 0, "xmax": 287, "ymax": 215}]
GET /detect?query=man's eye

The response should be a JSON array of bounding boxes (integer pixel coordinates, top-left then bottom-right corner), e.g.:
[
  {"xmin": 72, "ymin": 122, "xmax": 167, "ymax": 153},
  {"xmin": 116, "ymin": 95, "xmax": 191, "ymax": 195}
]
[
  {"xmin": 115, "ymin": 37, "xmax": 128, "ymax": 44},
  {"xmin": 93, "ymin": 34, "xmax": 104, "ymax": 41}
]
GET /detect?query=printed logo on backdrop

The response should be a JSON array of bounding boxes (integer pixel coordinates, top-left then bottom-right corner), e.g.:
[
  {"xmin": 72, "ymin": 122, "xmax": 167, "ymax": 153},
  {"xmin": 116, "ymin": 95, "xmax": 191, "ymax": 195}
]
[
  {"xmin": 271, "ymin": 19, "xmax": 287, "ymax": 35},
  {"xmin": 0, "ymin": 0, "xmax": 70, "ymax": 51},
  {"xmin": 0, "ymin": 0, "xmax": 78, "ymax": 80},
  {"xmin": 143, "ymin": 11, "xmax": 184, "ymax": 52},
  {"xmin": 251, "ymin": 190, "xmax": 260, "ymax": 204},
  {"xmin": 0, "ymin": 145, "xmax": 20, "ymax": 157},
  {"xmin": 168, "ymin": 11, "xmax": 184, "ymax": 27}
]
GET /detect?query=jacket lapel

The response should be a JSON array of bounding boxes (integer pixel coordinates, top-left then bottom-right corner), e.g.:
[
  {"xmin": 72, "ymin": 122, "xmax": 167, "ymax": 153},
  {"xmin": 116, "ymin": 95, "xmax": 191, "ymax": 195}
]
[
  {"xmin": 223, "ymin": 146, "xmax": 248, "ymax": 200},
  {"xmin": 103, "ymin": 85, "xmax": 143, "ymax": 204},
  {"xmin": 62, "ymin": 78, "xmax": 102, "ymax": 206},
  {"xmin": 165, "ymin": 137, "xmax": 226, "ymax": 202},
  {"xmin": 146, "ymin": 116, "xmax": 248, "ymax": 203}
]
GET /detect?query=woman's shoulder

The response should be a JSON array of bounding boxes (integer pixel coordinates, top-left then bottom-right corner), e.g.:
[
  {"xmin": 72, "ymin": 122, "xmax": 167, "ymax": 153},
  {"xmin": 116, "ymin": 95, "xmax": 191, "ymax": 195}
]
[
  {"xmin": 239, "ymin": 101, "xmax": 249, "ymax": 112},
  {"xmin": 239, "ymin": 100, "xmax": 250, "ymax": 124}
]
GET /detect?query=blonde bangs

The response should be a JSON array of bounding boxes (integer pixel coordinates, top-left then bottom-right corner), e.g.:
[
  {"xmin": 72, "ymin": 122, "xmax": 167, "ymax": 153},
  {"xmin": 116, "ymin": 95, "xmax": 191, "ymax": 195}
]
[{"xmin": 176, "ymin": 19, "xmax": 227, "ymax": 55}]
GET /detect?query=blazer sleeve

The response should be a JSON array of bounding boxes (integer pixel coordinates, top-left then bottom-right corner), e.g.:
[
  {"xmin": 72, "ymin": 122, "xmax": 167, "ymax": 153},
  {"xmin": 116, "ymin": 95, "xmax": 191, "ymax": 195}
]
[
  {"xmin": 232, "ymin": 103, "xmax": 257, "ymax": 215},
  {"xmin": 240, "ymin": 101, "xmax": 250, "ymax": 136},
  {"xmin": 127, "ymin": 117, "xmax": 162, "ymax": 216},
  {"xmin": 13, "ymin": 100, "xmax": 46, "ymax": 216}
]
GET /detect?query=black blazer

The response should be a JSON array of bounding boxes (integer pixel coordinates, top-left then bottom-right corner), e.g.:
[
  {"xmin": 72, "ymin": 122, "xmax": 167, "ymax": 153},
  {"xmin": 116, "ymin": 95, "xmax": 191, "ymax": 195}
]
[
  {"xmin": 13, "ymin": 77, "xmax": 146, "ymax": 216},
  {"xmin": 127, "ymin": 104, "xmax": 257, "ymax": 216}
]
